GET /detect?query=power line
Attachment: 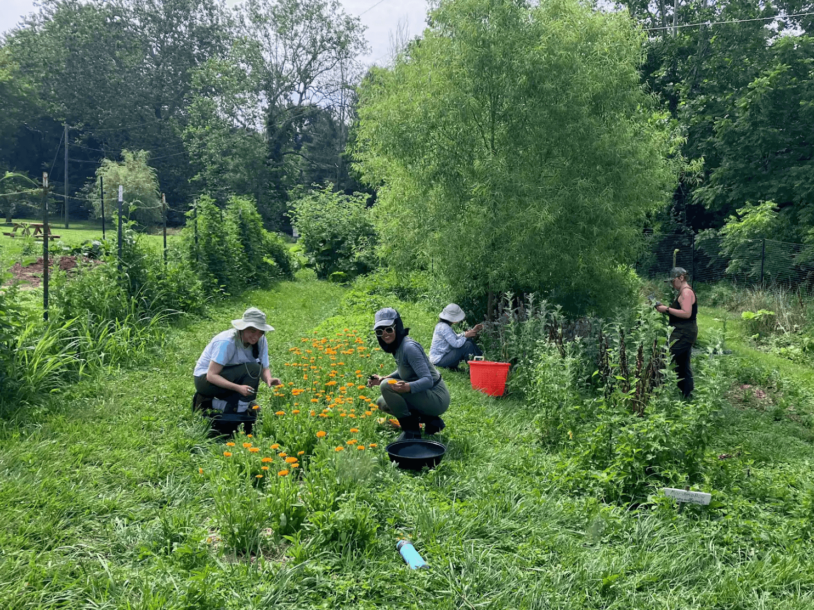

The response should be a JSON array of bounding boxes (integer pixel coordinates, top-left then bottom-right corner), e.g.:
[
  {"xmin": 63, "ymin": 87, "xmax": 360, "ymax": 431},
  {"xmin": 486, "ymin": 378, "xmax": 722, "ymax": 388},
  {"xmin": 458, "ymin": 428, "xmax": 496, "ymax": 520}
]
[
  {"xmin": 48, "ymin": 129, "xmax": 65, "ymax": 179},
  {"xmin": 644, "ymin": 11, "xmax": 814, "ymax": 32},
  {"xmin": 359, "ymin": 0, "xmax": 390, "ymax": 16}
]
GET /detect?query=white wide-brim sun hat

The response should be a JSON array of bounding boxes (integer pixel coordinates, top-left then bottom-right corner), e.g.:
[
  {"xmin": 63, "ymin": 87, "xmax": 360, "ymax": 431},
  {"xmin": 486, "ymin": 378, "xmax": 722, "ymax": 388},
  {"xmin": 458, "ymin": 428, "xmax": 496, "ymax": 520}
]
[
  {"xmin": 440, "ymin": 304, "xmax": 466, "ymax": 324},
  {"xmin": 232, "ymin": 307, "xmax": 275, "ymax": 332}
]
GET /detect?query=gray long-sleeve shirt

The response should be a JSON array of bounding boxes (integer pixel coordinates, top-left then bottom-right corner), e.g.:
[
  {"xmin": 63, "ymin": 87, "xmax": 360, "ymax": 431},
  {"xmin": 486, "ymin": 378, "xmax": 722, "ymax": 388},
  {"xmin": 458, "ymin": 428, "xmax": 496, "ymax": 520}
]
[{"xmin": 388, "ymin": 337, "xmax": 441, "ymax": 393}]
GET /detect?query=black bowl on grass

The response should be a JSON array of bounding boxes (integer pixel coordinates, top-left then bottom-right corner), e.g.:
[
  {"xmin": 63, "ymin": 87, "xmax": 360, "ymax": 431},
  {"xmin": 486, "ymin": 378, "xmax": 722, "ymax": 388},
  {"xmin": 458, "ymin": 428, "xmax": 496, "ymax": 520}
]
[{"xmin": 386, "ymin": 439, "xmax": 446, "ymax": 470}]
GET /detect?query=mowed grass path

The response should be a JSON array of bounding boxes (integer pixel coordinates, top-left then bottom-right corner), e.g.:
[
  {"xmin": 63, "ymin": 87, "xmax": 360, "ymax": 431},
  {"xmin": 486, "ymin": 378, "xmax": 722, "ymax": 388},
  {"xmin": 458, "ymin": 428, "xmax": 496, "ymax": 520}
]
[
  {"xmin": 1, "ymin": 276, "xmax": 813, "ymax": 608},
  {"xmin": 1, "ymin": 217, "xmax": 174, "ymax": 261}
]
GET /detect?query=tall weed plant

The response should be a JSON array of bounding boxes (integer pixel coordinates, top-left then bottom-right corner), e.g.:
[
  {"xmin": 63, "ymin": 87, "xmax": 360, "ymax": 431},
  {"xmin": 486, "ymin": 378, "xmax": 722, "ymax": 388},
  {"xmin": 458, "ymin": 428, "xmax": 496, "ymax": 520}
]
[
  {"xmin": 530, "ymin": 305, "xmax": 728, "ymax": 504},
  {"xmin": 182, "ymin": 195, "xmax": 293, "ymax": 295}
]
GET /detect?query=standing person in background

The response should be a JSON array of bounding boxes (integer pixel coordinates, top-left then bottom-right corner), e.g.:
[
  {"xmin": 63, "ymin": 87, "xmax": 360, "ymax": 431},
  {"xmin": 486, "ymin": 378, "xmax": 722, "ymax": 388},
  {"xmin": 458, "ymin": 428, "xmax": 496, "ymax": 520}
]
[
  {"xmin": 655, "ymin": 267, "xmax": 697, "ymax": 398},
  {"xmin": 429, "ymin": 304, "xmax": 483, "ymax": 370},
  {"xmin": 193, "ymin": 307, "xmax": 282, "ymax": 419},
  {"xmin": 367, "ymin": 308, "xmax": 451, "ymax": 440}
]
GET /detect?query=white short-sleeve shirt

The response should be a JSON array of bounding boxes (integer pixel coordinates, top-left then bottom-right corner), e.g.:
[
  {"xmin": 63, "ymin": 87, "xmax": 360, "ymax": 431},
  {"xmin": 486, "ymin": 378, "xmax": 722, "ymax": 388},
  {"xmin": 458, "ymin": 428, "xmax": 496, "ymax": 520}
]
[{"xmin": 193, "ymin": 329, "xmax": 270, "ymax": 377}]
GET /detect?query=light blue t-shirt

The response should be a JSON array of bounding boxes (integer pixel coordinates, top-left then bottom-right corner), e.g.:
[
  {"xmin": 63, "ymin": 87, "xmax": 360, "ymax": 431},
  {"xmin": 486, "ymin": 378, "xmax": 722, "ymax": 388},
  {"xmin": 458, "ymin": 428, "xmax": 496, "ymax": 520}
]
[{"xmin": 193, "ymin": 329, "xmax": 270, "ymax": 377}]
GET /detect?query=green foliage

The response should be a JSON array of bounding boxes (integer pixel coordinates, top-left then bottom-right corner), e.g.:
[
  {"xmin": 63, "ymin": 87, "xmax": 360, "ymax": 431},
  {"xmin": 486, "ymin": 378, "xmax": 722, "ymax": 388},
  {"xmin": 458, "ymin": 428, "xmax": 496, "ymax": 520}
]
[
  {"xmin": 354, "ymin": 0, "xmax": 678, "ymax": 315},
  {"xmin": 289, "ymin": 185, "xmax": 376, "ymax": 281},
  {"xmin": 182, "ymin": 195, "xmax": 294, "ymax": 296},
  {"xmin": 741, "ymin": 309, "xmax": 777, "ymax": 339},
  {"xmin": 87, "ymin": 150, "xmax": 163, "ymax": 227}
]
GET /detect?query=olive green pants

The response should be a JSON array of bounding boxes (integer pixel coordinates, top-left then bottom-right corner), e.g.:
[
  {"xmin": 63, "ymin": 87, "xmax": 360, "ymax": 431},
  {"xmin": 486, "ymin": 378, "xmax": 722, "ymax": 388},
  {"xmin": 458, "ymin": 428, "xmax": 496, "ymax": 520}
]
[{"xmin": 376, "ymin": 379, "xmax": 450, "ymax": 420}]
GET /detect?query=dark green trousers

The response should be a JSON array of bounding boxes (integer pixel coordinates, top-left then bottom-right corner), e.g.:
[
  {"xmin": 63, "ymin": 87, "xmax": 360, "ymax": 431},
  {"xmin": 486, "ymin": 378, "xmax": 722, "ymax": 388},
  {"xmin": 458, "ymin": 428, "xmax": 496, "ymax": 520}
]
[{"xmin": 194, "ymin": 362, "xmax": 262, "ymax": 405}]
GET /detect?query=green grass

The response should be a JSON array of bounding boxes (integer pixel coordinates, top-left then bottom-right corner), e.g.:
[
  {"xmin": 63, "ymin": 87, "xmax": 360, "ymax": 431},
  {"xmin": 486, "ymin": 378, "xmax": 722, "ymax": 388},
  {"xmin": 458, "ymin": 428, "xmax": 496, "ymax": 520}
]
[
  {"xmin": 1, "ymin": 278, "xmax": 813, "ymax": 608},
  {"xmin": 1, "ymin": 217, "xmax": 174, "ymax": 261}
]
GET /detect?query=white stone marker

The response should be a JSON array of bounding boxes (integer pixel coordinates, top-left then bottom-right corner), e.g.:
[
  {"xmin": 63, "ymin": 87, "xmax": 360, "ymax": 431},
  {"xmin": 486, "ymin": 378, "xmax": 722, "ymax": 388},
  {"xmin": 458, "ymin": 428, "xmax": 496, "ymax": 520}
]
[{"xmin": 662, "ymin": 488, "xmax": 712, "ymax": 506}]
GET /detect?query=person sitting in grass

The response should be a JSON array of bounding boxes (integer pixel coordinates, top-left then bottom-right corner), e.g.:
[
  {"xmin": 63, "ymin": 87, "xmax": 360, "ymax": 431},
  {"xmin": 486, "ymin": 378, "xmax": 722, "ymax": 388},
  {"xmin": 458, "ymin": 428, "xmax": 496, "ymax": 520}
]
[
  {"xmin": 193, "ymin": 307, "xmax": 282, "ymax": 417},
  {"xmin": 367, "ymin": 307, "xmax": 450, "ymax": 440},
  {"xmin": 429, "ymin": 303, "xmax": 483, "ymax": 370}
]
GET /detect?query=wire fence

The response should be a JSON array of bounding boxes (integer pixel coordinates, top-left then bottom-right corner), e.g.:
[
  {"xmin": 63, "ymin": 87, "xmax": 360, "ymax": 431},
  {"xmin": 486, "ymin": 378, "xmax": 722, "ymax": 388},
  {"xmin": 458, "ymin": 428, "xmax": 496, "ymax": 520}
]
[{"xmin": 636, "ymin": 232, "xmax": 814, "ymax": 289}]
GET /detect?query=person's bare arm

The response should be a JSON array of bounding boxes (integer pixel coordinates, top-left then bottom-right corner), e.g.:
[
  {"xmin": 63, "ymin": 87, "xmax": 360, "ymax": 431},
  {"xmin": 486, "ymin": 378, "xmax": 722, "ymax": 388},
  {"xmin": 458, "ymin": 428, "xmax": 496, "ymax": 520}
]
[
  {"xmin": 262, "ymin": 367, "xmax": 281, "ymax": 387},
  {"xmin": 670, "ymin": 288, "xmax": 695, "ymax": 319},
  {"xmin": 206, "ymin": 361, "xmax": 255, "ymax": 397}
]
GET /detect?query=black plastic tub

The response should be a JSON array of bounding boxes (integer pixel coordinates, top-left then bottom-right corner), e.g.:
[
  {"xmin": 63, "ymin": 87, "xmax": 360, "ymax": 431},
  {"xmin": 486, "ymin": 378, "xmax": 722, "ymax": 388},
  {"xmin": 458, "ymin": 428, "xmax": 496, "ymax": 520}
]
[{"xmin": 386, "ymin": 439, "xmax": 446, "ymax": 470}]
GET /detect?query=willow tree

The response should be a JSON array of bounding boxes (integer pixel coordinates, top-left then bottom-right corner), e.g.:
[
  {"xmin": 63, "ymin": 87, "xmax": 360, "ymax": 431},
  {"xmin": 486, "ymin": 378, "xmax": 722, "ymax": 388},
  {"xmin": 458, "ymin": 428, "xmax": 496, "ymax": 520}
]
[{"xmin": 354, "ymin": 0, "xmax": 680, "ymax": 315}]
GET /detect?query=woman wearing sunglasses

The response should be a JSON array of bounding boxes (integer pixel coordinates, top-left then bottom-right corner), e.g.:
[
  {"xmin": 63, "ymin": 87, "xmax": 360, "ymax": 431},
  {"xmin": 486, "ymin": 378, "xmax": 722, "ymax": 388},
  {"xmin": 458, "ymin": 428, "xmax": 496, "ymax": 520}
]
[{"xmin": 367, "ymin": 307, "xmax": 450, "ymax": 441}]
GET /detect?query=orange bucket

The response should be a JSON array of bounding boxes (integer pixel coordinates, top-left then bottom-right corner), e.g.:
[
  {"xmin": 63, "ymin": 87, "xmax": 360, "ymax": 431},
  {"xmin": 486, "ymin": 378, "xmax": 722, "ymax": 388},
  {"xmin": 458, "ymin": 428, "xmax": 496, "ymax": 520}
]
[{"xmin": 468, "ymin": 360, "xmax": 511, "ymax": 396}]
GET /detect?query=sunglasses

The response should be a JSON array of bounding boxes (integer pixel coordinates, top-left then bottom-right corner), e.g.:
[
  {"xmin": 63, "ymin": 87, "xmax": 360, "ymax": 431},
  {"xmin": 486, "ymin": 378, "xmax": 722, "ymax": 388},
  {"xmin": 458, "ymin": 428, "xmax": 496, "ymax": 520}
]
[{"xmin": 375, "ymin": 326, "xmax": 395, "ymax": 337}]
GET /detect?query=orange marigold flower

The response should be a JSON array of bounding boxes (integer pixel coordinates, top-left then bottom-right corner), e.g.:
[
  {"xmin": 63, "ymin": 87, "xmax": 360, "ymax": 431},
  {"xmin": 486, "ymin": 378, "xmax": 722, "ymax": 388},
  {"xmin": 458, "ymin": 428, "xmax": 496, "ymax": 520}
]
[
  {"xmin": 335, "ymin": 446, "xmax": 344, "ymax": 452},
  {"xmin": 275, "ymin": 411, "xmax": 285, "ymax": 416},
  {"xmin": 311, "ymin": 399, "xmax": 319, "ymax": 403},
  {"xmin": 261, "ymin": 457, "xmax": 273, "ymax": 463},
  {"xmin": 316, "ymin": 431, "xmax": 327, "ymax": 438},
  {"xmin": 279, "ymin": 452, "xmax": 287, "ymax": 457},
  {"xmin": 223, "ymin": 451, "xmax": 232, "ymax": 457},
  {"xmin": 310, "ymin": 410, "xmax": 316, "ymax": 416},
  {"xmin": 226, "ymin": 442, "xmax": 235, "ymax": 447},
  {"xmin": 357, "ymin": 445, "xmax": 365, "ymax": 451},
  {"xmin": 350, "ymin": 428, "xmax": 359, "ymax": 433},
  {"xmin": 369, "ymin": 443, "xmax": 378, "ymax": 448},
  {"xmin": 271, "ymin": 443, "xmax": 280, "ymax": 450},
  {"xmin": 349, "ymin": 414, "xmax": 357, "ymax": 419},
  {"xmin": 252, "ymin": 405, "xmax": 260, "ymax": 410},
  {"xmin": 242, "ymin": 442, "xmax": 252, "ymax": 448},
  {"xmin": 285, "ymin": 456, "xmax": 297, "ymax": 464},
  {"xmin": 261, "ymin": 466, "xmax": 269, "ymax": 471},
  {"xmin": 357, "ymin": 385, "xmax": 366, "ymax": 390},
  {"xmin": 256, "ymin": 474, "xmax": 263, "ymax": 479},
  {"xmin": 278, "ymin": 470, "xmax": 290, "ymax": 477},
  {"xmin": 249, "ymin": 447, "xmax": 260, "ymax": 453},
  {"xmin": 387, "ymin": 379, "xmax": 398, "ymax": 385},
  {"xmin": 365, "ymin": 411, "xmax": 372, "ymax": 416},
  {"xmin": 292, "ymin": 463, "xmax": 299, "ymax": 468},
  {"xmin": 247, "ymin": 434, "xmax": 253, "ymax": 438},
  {"xmin": 297, "ymin": 451, "xmax": 305, "ymax": 456},
  {"xmin": 198, "ymin": 468, "xmax": 203, "ymax": 474},
  {"xmin": 346, "ymin": 439, "xmax": 357, "ymax": 445},
  {"xmin": 340, "ymin": 413, "xmax": 347, "ymax": 417},
  {"xmin": 292, "ymin": 409, "xmax": 300, "ymax": 414}
]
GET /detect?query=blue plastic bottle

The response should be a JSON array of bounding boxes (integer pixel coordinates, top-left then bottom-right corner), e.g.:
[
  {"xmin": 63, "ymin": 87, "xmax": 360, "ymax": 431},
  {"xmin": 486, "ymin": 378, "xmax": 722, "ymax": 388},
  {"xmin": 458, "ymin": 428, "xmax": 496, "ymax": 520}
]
[{"xmin": 397, "ymin": 539, "xmax": 429, "ymax": 569}]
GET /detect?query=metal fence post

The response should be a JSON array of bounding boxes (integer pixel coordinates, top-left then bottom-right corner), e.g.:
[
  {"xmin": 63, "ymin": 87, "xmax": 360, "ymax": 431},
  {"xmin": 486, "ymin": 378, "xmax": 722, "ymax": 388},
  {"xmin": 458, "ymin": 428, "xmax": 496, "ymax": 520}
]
[
  {"xmin": 760, "ymin": 239, "xmax": 766, "ymax": 286},
  {"xmin": 41, "ymin": 173, "xmax": 49, "ymax": 321},
  {"xmin": 100, "ymin": 176, "xmax": 105, "ymax": 240},
  {"xmin": 117, "ymin": 185, "xmax": 123, "ymax": 272},
  {"xmin": 691, "ymin": 233, "xmax": 695, "ymax": 288}
]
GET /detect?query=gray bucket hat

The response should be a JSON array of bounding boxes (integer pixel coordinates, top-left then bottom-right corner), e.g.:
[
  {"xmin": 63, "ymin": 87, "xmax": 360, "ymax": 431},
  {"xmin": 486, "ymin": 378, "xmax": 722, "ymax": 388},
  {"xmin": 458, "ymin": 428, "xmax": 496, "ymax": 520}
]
[
  {"xmin": 373, "ymin": 307, "xmax": 399, "ymax": 330},
  {"xmin": 232, "ymin": 307, "xmax": 274, "ymax": 332},
  {"xmin": 440, "ymin": 303, "xmax": 466, "ymax": 324}
]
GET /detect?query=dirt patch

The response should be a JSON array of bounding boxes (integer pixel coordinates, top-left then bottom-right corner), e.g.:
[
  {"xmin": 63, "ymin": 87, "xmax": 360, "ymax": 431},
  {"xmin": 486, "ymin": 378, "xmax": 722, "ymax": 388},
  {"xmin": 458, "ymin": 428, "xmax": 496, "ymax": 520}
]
[{"xmin": 6, "ymin": 256, "xmax": 100, "ymax": 288}]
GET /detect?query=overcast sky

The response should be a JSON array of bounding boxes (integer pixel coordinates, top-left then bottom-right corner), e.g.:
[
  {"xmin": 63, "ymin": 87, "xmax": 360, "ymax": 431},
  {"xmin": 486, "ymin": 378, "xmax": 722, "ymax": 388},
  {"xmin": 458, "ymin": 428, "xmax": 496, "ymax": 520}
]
[{"xmin": 0, "ymin": 0, "xmax": 430, "ymax": 66}]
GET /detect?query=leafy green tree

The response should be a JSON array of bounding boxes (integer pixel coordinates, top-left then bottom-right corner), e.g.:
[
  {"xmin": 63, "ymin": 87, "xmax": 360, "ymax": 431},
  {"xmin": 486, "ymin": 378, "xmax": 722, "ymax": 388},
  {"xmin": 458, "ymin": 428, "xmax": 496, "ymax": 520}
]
[
  {"xmin": 694, "ymin": 35, "xmax": 814, "ymax": 244},
  {"xmin": 288, "ymin": 185, "xmax": 376, "ymax": 281},
  {"xmin": 5, "ymin": 0, "xmax": 230, "ymax": 209},
  {"xmin": 354, "ymin": 0, "xmax": 679, "ymax": 314},
  {"xmin": 87, "ymin": 150, "xmax": 162, "ymax": 227}
]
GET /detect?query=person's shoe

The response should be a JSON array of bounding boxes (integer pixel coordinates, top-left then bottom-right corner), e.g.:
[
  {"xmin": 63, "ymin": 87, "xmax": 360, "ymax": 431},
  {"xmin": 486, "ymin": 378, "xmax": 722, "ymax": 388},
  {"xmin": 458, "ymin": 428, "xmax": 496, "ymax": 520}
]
[
  {"xmin": 394, "ymin": 414, "xmax": 421, "ymax": 442},
  {"xmin": 423, "ymin": 416, "xmax": 446, "ymax": 436}
]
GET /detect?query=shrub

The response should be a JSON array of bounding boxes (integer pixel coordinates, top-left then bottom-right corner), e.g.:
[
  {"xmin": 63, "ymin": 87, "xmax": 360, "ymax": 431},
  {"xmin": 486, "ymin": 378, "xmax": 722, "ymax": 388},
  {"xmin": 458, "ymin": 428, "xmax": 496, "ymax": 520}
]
[
  {"xmin": 182, "ymin": 195, "xmax": 294, "ymax": 295},
  {"xmin": 289, "ymin": 185, "xmax": 376, "ymax": 281}
]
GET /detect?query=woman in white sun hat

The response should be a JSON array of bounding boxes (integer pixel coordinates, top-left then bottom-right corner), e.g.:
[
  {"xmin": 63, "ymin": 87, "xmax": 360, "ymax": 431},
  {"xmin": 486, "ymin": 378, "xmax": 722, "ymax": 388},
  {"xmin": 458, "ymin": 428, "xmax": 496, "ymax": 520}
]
[
  {"xmin": 193, "ymin": 307, "xmax": 282, "ymax": 414},
  {"xmin": 429, "ymin": 303, "xmax": 483, "ymax": 370}
]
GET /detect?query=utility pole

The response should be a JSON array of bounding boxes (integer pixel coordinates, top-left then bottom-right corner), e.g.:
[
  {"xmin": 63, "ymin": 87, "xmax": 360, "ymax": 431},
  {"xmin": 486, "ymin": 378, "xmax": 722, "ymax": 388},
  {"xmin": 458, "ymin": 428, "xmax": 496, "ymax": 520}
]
[
  {"xmin": 42, "ymin": 173, "xmax": 50, "ymax": 321},
  {"xmin": 673, "ymin": 0, "xmax": 678, "ymax": 35},
  {"xmin": 64, "ymin": 123, "xmax": 69, "ymax": 228}
]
